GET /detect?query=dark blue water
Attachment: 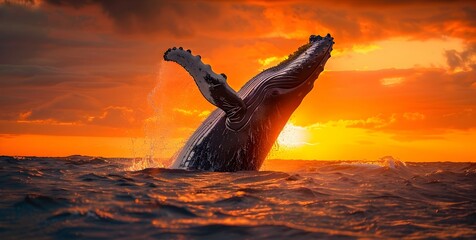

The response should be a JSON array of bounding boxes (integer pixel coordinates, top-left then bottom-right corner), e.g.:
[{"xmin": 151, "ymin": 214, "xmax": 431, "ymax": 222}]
[{"xmin": 0, "ymin": 156, "xmax": 475, "ymax": 239}]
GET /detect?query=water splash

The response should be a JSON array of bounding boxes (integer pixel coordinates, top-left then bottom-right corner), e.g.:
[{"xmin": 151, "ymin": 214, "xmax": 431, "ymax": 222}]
[
  {"xmin": 379, "ymin": 155, "xmax": 407, "ymax": 169},
  {"xmin": 338, "ymin": 156, "xmax": 407, "ymax": 170},
  {"xmin": 127, "ymin": 61, "xmax": 170, "ymax": 171},
  {"xmin": 262, "ymin": 138, "xmax": 281, "ymax": 169},
  {"xmin": 125, "ymin": 58, "xmax": 214, "ymax": 171}
]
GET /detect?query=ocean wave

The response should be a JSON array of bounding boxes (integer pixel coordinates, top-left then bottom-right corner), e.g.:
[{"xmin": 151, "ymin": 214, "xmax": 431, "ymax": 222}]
[
  {"xmin": 14, "ymin": 194, "xmax": 70, "ymax": 211},
  {"xmin": 1, "ymin": 157, "xmax": 475, "ymax": 239}
]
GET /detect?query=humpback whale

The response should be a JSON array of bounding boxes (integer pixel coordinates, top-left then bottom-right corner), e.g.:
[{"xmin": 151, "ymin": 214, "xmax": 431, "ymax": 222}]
[{"xmin": 164, "ymin": 34, "xmax": 334, "ymax": 171}]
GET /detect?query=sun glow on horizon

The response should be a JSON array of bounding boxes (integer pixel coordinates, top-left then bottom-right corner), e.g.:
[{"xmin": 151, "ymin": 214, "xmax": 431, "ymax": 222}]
[{"xmin": 277, "ymin": 122, "xmax": 313, "ymax": 147}]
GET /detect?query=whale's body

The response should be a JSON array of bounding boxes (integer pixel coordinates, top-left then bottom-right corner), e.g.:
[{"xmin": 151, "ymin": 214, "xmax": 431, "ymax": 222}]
[{"xmin": 164, "ymin": 34, "xmax": 334, "ymax": 171}]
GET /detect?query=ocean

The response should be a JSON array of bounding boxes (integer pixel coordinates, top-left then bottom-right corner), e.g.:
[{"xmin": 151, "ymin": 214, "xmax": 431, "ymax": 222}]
[{"xmin": 0, "ymin": 156, "xmax": 475, "ymax": 239}]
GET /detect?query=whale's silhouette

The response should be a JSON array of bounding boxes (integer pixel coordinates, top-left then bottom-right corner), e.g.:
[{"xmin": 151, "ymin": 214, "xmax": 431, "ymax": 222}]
[{"xmin": 164, "ymin": 34, "xmax": 334, "ymax": 171}]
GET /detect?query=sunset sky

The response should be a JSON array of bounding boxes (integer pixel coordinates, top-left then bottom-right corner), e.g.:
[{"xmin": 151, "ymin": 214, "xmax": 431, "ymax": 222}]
[{"xmin": 1, "ymin": 0, "xmax": 475, "ymax": 162}]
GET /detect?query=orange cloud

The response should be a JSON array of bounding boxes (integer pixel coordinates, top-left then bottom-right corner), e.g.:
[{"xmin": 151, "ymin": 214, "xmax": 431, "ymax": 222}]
[{"xmin": 1, "ymin": 0, "xmax": 475, "ymax": 160}]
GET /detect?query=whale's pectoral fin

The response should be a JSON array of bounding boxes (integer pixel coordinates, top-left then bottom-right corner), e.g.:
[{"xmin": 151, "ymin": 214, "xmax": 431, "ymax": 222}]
[{"xmin": 164, "ymin": 47, "xmax": 246, "ymax": 128}]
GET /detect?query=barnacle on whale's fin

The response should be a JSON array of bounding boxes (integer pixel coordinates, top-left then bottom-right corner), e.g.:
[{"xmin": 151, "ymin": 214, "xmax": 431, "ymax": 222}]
[{"xmin": 164, "ymin": 48, "xmax": 246, "ymax": 129}]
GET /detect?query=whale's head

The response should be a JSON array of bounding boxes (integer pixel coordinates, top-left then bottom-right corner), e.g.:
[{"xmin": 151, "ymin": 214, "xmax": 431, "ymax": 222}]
[
  {"xmin": 241, "ymin": 34, "xmax": 333, "ymax": 99},
  {"xmin": 234, "ymin": 34, "xmax": 334, "ymax": 130},
  {"xmin": 278, "ymin": 33, "xmax": 333, "ymax": 93}
]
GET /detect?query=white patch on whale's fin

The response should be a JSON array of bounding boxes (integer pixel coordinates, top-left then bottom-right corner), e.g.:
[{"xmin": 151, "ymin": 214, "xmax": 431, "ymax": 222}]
[{"xmin": 164, "ymin": 47, "xmax": 246, "ymax": 130}]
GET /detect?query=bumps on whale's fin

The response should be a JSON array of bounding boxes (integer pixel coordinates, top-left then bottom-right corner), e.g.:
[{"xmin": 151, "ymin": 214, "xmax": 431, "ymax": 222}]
[
  {"xmin": 309, "ymin": 35, "xmax": 325, "ymax": 43},
  {"xmin": 164, "ymin": 47, "xmax": 247, "ymax": 130}
]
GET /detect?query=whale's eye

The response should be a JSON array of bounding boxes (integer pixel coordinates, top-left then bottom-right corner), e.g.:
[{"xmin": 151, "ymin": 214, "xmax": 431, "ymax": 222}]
[{"xmin": 271, "ymin": 90, "xmax": 280, "ymax": 96}]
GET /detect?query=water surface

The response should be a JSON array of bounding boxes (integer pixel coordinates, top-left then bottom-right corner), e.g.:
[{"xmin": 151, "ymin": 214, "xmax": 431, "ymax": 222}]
[{"xmin": 1, "ymin": 156, "xmax": 475, "ymax": 239}]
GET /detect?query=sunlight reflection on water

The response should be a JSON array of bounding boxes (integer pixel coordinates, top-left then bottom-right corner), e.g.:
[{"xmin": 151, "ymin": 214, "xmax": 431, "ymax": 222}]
[{"xmin": 1, "ymin": 156, "xmax": 475, "ymax": 239}]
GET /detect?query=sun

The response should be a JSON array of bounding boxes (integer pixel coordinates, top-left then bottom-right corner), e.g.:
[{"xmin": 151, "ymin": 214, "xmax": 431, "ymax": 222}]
[{"xmin": 277, "ymin": 122, "xmax": 309, "ymax": 147}]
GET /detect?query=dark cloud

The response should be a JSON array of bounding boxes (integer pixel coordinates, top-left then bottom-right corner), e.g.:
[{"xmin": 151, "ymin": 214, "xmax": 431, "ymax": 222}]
[
  {"xmin": 42, "ymin": 0, "xmax": 476, "ymax": 46},
  {"xmin": 0, "ymin": 4, "xmax": 49, "ymax": 64},
  {"xmin": 0, "ymin": 3, "xmax": 117, "ymax": 64},
  {"xmin": 445, "ymin": 43, "xmax": 476, "ymax": 71},
  {"xmin": 331, "ymin": 0, "xmax": 476, "ymax": 7},
  {"xmin": 0, "ymin": 2, "xmax": 161, "ymax": 128},
  {"xmin": 0, "ymin": 65, "xmax": 64, "ymax": 77},
  {"xmin": 44, "ymin": 0, "xmax": 269, "ymax": 38},
  {"xmin": 0, "ymin": 64, "xmax": 152, "ymax": 88},
  {"xmin": 288, "ymin": 1, "xmax": 476, "ymax": 46}
]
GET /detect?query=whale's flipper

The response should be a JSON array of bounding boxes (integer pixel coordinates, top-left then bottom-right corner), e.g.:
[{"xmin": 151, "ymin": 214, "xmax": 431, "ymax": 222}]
[{"xmin": 164, "ymin": 47, "xmax": 246, "ymax": 129}]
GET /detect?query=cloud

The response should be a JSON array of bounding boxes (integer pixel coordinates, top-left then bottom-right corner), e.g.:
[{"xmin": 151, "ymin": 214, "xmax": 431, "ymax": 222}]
[
  {"xmin": 88, "ymin": 106, "xmax": 137, "ymax": 127},
  {"xmin": 339, "ymin": 115, "xmax": 397, "ymax": 129},
  {"xmin": 352, "ymin": 44, "xmax": 381, "ymax": 54},
  {"xmin": 43, "ymin": 0, "xmax": 270, "ymax": 39},
  {"xmin": 403, "ymin": 112, "xmax": 425, "ymax": 121},
  {"xmin": 380, "ymin": 77, "xmax": 404, "ymax": 86},
  {"xmin": 258, "ymin": 56, "xmax": 287, "ymax": 68},
  {"xmin": 1, "ymin": 0, "xmax": 475, "ymax": 142},
  {"xmin": 0, "ymin": 3, "xmax": 49, "ymax": 64},
  {"xmin": 0, "ymin": 64, "xmax": 86, "ymax": 87},
  {"xmin": 295, "ymin": 67, "xmax": 476, "ymax": 132},
  {"xmin": 0, "ymin": 2, "xmax": 161, "ymax": 128},
  {"xmin": 21, "ymin": 93, "xmax": 101, "ymax": 122},
  {"xmin": 445, "ymin": 43, "xmax": 476, "ymax": 72},
  {"xmin": 173, "ymin": 108, "xmax": 210, "ymax": 118},
  {"xmin": 16, "ymin": 92, "xmax": 151, "ymax": 129},
  {"xmin": 39, "ymin": 0, "xmax": 476, "ymax": 46},
  {"xmin": 0, "ymin": 64, "xmax": 65, "ymax": 77}
]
